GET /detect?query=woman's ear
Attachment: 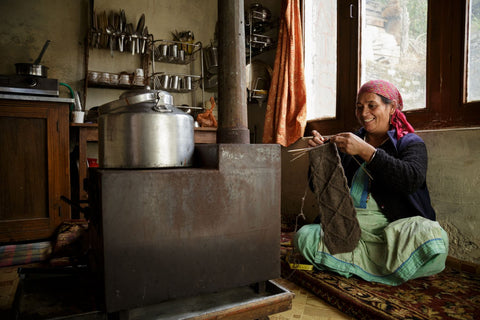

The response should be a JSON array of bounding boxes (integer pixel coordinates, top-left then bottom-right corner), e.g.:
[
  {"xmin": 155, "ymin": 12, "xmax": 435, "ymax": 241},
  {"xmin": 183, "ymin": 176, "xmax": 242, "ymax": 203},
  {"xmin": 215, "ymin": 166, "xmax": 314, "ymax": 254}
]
[{"xmin": 390, "ymin": 100, "xmax": 398, "ymax": 115}]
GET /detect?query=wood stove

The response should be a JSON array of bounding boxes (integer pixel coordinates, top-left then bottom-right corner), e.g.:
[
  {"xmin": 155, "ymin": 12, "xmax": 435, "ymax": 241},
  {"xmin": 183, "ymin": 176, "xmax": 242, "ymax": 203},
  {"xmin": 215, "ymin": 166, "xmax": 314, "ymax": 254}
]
[{"xmin": 88, "ymin": 144, "xmax": 281, "ymax": 313}]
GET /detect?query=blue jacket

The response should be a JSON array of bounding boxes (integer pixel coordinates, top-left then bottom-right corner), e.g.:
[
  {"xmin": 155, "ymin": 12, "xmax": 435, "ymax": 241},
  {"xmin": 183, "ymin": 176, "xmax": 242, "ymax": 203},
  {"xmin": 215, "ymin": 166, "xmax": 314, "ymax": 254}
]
[{"xmin": 340, "ymin": 128, "xmax": 436, "ymax": 222}]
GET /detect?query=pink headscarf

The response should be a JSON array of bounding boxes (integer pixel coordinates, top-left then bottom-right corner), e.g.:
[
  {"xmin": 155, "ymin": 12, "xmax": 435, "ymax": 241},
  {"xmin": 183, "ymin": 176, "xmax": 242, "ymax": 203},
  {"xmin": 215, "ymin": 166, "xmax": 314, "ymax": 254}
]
[{"xmin": 357, "ymin": 80, "xmax": 415, "ymax": 139}]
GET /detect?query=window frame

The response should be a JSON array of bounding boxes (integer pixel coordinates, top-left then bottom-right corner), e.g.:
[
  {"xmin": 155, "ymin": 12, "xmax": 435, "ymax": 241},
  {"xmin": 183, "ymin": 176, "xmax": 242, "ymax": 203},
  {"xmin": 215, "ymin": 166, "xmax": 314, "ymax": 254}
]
[{"xmin": 306, "ymin": 0, "xmax": 480, "ymax": 136}]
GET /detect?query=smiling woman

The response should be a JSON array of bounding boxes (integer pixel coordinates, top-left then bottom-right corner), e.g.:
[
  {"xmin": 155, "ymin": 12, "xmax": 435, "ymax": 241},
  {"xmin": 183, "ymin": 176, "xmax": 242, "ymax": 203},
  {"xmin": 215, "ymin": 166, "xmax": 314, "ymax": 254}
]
[{"xmin": 296, "ymin": 79, "xmax": 448, "ymax": 286}]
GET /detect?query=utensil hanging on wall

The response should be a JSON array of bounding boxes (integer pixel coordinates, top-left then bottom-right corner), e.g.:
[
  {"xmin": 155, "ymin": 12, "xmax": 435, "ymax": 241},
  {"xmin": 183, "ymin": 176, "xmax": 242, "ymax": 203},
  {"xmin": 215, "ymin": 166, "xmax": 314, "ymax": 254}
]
[
  {"xmin": 135, "ymin": 14, "xmax": 145, "ymax": 54},
  {"xmin": 119, "ymin": 9, "xmax": 126, "ymax": 52}
]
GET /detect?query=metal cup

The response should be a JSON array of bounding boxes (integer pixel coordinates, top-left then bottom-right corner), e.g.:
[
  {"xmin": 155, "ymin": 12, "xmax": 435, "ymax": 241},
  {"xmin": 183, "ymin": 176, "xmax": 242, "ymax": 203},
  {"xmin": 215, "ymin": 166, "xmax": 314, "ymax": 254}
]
[
  {"xmin": 179, "ymin": 49, "xmax": 185, "ymax": 62},
  {"xmin": 170, "ymin": 75, "xmax": 179, "ymax": 90},
  {"xmin": 184, "ymin": 76, "xmax": 192, "ymax": 91},
  {"xmin": 160, "ymin": 44, "xmax": 168, "ymax": 60},
  {"xmin": 160, "ymin": 74, "xmax": 170, "ymax": 89},
  {"xmin": 170, "ymin": 44, "xmax": 178, "ymax": 60}
]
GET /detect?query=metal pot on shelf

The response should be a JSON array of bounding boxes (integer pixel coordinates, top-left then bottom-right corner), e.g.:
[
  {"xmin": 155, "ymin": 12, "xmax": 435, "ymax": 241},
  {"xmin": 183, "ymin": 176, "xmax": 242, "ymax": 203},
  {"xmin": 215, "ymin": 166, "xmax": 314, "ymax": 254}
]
[
  {"xmin": 250, "ymin": 3, "xmax": 272, "ymax": 22},
  {"xmin": 204, "ymin": 44, "xmax": 218, "ymax": 74},
  {"xmin": 15, "ymin": 40, "xmax": 51, "ymax": 77},
  {"xmin": 98, "ymin": 89, "xmax": 194, "ymax": 168}
]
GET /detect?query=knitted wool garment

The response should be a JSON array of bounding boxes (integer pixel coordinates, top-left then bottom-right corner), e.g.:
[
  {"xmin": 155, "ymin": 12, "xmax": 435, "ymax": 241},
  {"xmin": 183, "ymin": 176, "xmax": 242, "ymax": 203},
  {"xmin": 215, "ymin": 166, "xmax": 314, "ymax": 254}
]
[{"xmin": 309, "ymin": 143, "xmax": 361, "ymax": 254}]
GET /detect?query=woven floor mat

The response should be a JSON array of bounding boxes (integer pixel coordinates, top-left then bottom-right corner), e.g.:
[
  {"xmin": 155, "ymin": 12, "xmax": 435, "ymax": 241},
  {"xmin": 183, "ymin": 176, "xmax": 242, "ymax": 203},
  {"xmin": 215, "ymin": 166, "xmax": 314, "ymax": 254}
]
[{"xmin": 281, "ymin": 259, "xmax": 480, "ymax": 320}]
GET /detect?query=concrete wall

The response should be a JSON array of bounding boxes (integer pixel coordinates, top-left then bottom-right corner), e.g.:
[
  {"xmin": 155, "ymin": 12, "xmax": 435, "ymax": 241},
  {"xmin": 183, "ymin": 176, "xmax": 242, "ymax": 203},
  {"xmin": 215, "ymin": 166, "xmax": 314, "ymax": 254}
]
[
  {"xmin": 418, "ymin": 128, "xmax": 480, "ymax": 263},
  {"xmin": 0, "ymin": 0, "xmax": 217, "ymax": 108},
  {"xmin": 282, "ymin": 128, "xmax": 480, "ymax": 264},
  {"xmin": 0, "ymin": 0, "xmax": 87, "ymax": 96}
]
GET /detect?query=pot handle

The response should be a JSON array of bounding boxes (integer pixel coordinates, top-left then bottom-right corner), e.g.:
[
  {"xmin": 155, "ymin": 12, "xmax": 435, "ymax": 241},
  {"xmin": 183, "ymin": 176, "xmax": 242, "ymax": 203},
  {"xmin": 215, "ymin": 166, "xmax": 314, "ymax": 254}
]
[
  {"xmin": 152, "ymin": 105, "xmax": 172, "ymax": 112},
  {"xmin": 153, "ymin": 92, "xmax": 173, "ymax": 112},
  {"xmin": 34, "ymin": 40, "xmax": 51, "ymax": 65}
]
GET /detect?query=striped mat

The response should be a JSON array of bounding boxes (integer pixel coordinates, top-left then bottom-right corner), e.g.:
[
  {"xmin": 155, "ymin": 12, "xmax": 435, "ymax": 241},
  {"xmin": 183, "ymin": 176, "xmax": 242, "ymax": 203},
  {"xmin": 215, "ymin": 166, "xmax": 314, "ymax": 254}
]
[{"xmin": 0, "ymin": 241, "xmax": 51, "ymax": 267}]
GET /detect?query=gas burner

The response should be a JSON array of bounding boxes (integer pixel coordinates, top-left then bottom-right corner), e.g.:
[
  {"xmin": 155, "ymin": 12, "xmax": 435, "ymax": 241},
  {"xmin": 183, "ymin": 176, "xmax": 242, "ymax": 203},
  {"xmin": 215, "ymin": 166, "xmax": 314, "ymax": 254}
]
[{"xmin": 0, "ymin": 74, "xmax": 59, "ymax": 97}]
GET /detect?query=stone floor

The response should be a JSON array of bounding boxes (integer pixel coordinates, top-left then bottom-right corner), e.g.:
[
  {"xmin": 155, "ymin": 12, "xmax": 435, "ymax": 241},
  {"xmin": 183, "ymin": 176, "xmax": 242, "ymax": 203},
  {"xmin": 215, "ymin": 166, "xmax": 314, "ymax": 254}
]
[
  {"xmin": 1, "ymin": 263, "xmax": 354, "ymax": 320},
  {"xmin": 270, "ymin": 278, "xmax": 354, "ymax": 320}
]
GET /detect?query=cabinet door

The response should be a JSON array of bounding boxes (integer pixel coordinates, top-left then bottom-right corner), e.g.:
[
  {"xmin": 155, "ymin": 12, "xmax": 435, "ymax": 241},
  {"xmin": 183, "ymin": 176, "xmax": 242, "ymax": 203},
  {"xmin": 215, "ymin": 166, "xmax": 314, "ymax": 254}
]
[{"xmin": 0, "ymin": 101, "xmax": 70, "ymax": 242}]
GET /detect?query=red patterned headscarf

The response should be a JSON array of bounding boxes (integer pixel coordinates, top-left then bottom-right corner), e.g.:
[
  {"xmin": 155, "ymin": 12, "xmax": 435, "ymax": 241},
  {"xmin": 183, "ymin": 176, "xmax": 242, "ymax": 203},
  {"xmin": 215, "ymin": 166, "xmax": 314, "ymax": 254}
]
[{"xmin": 357, "ymin": 80, "xmax": 415, "ymax": 139}]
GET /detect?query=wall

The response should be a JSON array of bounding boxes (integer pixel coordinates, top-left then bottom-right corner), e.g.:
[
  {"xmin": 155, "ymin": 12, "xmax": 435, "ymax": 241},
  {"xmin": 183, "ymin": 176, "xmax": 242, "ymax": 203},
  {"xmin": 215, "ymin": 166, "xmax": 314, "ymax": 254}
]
[
  {"xmin": 0, "ymin": 0, "xmax": 87, "ymax": 97},
  {"xmin": 282, "ymin": 128, "xmax": 480, "ymax": 265},
  {"xmin": 0, "ymin": 0, "xmax": 217, "ymax": 109},
  {"xmin": 418, "ymin": 128, "xmax": 480, "ymax": 263}
]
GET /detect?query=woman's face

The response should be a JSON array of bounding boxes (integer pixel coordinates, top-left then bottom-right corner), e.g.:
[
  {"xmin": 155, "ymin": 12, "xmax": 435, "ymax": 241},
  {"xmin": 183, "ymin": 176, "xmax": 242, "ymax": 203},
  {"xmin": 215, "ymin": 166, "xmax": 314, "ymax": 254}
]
[{"xmin": 356, "ymin": 92, "xmax": 395, "ymax": 136}]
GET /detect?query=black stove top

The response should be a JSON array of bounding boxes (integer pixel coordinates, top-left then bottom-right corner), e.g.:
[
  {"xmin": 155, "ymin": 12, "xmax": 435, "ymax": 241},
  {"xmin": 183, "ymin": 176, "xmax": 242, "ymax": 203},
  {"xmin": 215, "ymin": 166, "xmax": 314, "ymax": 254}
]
[{"xmin": 0, "ymin": 74, "xmax": 59, "ymax": 97}]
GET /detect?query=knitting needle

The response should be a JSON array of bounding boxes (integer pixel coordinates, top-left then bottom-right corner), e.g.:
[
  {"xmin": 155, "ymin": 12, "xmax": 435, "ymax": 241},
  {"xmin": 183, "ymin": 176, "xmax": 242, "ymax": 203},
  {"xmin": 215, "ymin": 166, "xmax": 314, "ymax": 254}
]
[
  {"xmin": 288, "ymin": 139, "xmax": 330, "ymax": 153},
  {"xmin": 289, "ymin": 152, "xmax": 307, "ymax": 162},
  {"xmin": 288, "ymin": 140, "xmax": 331, "ymax": 162},
  {"xmin": 288, "ymin": 139, "xmax": 374, "ymax": 180},
  {"xmin": 351, "ymin": 156, "xmax": 374, "ymax": 180}
]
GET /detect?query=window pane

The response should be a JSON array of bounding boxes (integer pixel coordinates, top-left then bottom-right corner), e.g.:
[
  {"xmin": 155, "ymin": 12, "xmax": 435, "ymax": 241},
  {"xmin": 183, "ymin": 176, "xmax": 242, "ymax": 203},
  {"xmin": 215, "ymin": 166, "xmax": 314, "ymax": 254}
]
[
  {"xmin": 304, "ymin": 0, "xmax": 337, "ymax": 120},
  {"xmin": 361, "ymin": 0, "xmax": 427, "ymax": 111},
  {"xmin": 467, "ymin": 0, "xmax": 480, "ymax": 102}
]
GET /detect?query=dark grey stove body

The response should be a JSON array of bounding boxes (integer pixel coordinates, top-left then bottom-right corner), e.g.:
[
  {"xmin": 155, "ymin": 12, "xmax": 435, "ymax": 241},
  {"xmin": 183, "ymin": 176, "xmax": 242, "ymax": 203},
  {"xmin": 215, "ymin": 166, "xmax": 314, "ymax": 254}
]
[{"xmin": 89, "ymin": 144, "xmax": 281, "ymax": 313}]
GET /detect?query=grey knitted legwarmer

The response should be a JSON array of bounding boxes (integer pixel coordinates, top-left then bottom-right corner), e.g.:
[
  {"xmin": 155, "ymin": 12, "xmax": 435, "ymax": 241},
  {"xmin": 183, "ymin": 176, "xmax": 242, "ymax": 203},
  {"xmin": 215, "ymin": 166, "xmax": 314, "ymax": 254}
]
[{"xmin": 309, "ymin": 143, "xmax": 361, "ymax": 254}]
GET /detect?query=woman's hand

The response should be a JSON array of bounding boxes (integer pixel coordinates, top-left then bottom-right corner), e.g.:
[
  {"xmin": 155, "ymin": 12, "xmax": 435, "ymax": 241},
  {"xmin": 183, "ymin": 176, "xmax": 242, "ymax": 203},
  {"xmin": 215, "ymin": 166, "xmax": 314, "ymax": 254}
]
[
  {"xmin": 308, "ymin": 130, "xmax": 327, "ymax": 147},
  {"xmin": 331, "ymin": 132, "xmax": 376, "ymax": 162}
]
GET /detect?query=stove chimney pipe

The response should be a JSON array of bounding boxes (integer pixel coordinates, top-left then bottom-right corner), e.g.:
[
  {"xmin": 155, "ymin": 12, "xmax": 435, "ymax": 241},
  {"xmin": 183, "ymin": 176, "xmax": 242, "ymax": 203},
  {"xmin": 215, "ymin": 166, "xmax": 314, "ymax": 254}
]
[{"xmin": 217, "ymin": 0, "xmax": 250, "ymax": 144}]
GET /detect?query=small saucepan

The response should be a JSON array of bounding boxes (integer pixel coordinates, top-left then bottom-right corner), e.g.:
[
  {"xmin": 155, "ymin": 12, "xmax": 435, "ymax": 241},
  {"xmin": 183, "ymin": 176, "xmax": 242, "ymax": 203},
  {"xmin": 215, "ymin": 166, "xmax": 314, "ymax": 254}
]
[{"xmin": 15, "ymin": 40, "xmax": 51, "ymax": 77}]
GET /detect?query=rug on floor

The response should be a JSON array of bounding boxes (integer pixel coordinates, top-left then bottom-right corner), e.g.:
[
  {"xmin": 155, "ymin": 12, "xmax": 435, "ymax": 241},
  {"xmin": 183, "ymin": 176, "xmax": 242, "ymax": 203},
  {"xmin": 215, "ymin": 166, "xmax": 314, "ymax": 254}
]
[{"xmin": 281, "ymin": 259, "xmax": 480, "ymax": 320}]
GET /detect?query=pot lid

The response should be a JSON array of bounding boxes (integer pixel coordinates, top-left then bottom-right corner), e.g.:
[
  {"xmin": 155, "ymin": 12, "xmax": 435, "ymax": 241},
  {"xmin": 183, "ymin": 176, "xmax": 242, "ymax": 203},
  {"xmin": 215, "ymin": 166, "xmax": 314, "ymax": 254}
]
[
  {"xmin": 100, "ymin": 88, "xmax": 174, "ymax": 114},
  {"xmin": 119, "ymin": 87, "xmax": 169, "ymax": 99}
]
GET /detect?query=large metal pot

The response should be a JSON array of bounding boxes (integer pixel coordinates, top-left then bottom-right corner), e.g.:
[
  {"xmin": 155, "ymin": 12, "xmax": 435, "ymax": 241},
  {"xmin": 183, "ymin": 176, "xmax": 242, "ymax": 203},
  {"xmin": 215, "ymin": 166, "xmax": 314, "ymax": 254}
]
[{"xmin": 99, "ymin": 89, "xmax": 194, "ymax": 168}]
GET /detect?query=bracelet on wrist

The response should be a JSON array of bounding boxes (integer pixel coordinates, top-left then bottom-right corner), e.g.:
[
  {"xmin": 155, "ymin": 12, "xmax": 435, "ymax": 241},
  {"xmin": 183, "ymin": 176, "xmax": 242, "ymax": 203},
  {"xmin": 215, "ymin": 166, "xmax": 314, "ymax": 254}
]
[{"xmin": 368, "ymin": 149, "xmax": 377, "ymax": 163}]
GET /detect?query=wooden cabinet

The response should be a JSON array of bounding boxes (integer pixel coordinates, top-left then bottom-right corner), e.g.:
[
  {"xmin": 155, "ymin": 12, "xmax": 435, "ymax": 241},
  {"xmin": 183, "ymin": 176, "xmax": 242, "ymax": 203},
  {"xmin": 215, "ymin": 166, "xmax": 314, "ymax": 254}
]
[{"xmin": 0, "ymin": 99, "xmax": 71, "ymax": 243}]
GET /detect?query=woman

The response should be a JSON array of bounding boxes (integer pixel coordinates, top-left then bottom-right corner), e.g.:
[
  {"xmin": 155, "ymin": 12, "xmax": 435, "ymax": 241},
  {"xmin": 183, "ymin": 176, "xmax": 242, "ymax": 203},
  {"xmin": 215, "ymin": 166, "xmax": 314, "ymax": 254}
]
[{"xmin": 295, "ymin": 80, "xmax": 448, "ymax": 285}]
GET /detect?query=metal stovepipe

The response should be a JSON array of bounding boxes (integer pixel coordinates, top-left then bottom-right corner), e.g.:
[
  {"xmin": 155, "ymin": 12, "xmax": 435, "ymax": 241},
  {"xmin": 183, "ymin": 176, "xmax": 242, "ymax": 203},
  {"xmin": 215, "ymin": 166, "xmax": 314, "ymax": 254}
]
[{"xmin": 217, "ymin": 0, "xmax": 250, "ymax": 144}]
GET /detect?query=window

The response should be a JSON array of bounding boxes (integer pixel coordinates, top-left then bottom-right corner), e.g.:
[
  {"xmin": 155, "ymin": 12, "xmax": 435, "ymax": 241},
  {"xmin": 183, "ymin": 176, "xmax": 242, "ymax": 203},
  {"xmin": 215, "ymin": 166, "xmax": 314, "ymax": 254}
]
[
  {"xmin": 467, "ymin": 0, "xmax": 480, "ymax": 101},
  {"xmin": 305, "ymin": 0, "xmax": 480, "ymax": 136},
  {"xmin": 361, "ymin": 0, "xmax": 428, "ymax": 112},
  {"xmin": 304, "ymin": 0, "xmax": 337, "ymax": 120}
]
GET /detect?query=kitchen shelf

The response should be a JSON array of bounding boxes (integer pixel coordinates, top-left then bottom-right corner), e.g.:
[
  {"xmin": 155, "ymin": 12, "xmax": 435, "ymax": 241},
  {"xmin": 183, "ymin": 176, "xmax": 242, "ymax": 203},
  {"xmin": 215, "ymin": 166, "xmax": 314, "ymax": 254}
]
[
  {"xmin": 153, "ymin": 39, "xmax": 201, "ymax": 65},
  {"xmin": 87, "ymin": 80, "xmax": 145, "ymax": 90},
  {"xmin": 245, "ymin": 3, "xmax": 277, "ymax": 104},
  {"xmin": 150, "ymin": 39, "xmax": 205, "ymax": 109},
  {"xmin": 245, "ymin": 6, "xmax": 278, "ymax": 59},
  {"xmin": 150, "ymin": 72, "xmax": 201, "ymax": 93}
]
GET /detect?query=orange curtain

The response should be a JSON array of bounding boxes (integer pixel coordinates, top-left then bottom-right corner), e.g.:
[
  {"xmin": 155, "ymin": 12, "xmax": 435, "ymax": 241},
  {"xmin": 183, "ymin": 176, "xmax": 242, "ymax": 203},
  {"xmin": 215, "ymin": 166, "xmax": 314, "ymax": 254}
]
[{"xmin": 262, "ymin": 0, "xmax": 307, "ymax": 147}]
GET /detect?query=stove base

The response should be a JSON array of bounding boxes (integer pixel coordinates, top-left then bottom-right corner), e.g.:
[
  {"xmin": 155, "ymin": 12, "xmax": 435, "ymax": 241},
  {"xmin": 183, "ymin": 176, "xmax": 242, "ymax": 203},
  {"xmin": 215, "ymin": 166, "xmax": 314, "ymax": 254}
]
[{"xmin": 89, "ymin": 144, "xmax": 282, "ymax": 313}]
